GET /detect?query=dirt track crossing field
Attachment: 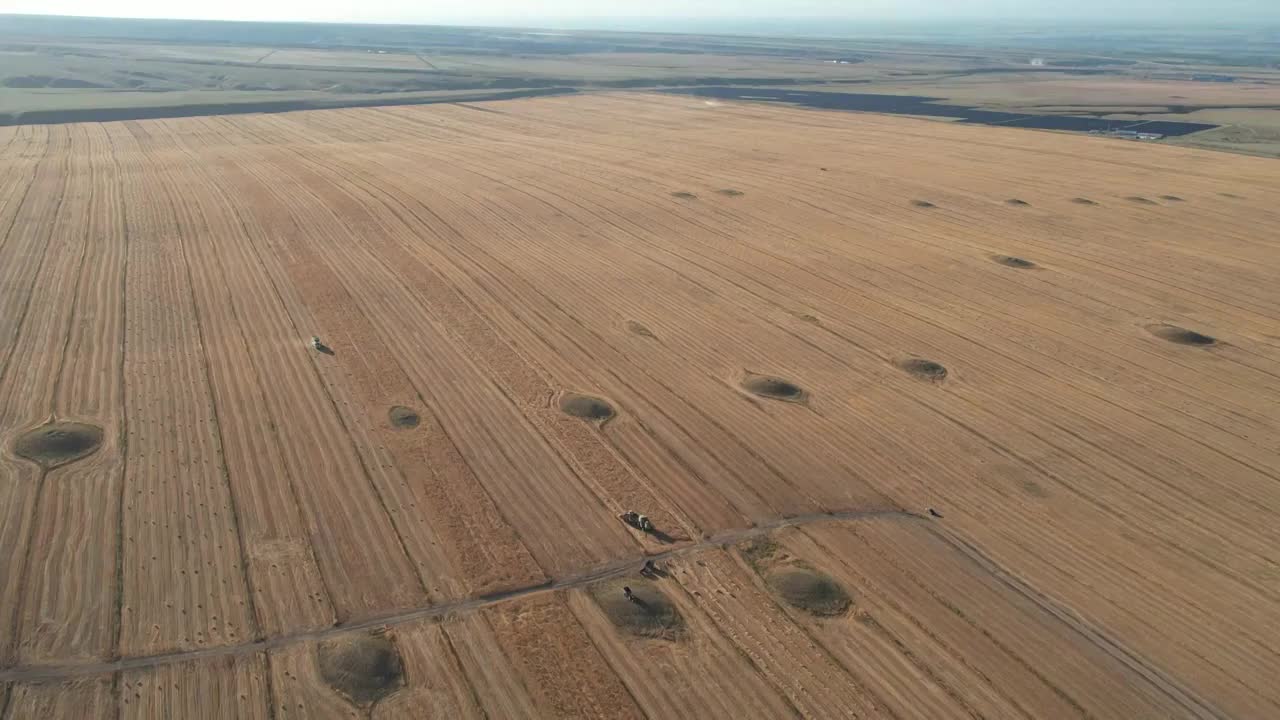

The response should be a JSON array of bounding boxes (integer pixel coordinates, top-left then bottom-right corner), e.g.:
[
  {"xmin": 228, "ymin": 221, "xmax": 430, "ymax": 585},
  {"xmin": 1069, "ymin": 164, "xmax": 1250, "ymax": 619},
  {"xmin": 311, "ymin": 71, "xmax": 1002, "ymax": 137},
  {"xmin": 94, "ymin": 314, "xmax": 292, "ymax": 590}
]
[{"xmin": 1, "ymin": 92, "xmax": 1279, "ymax": 718}]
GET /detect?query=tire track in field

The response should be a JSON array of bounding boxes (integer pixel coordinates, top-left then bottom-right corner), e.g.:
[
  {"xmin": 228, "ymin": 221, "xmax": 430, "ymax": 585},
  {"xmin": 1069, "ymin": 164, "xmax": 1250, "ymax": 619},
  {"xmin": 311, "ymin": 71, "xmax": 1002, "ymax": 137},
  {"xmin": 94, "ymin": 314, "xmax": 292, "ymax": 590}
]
[
  {"xmin": 0, "ymin": 126, "xmax": 68, "ymax": 389},
  {"xmin": 112, "ymin": 119, "xmax": 255, "ymax": 657},
  {"xmin": 785, "ymin": 529, "xmax": 1036, "ymax": 719},
  {"xmin": 394, "ymin": 116, "xmax": 1280, "ymax": 604},
  {"xmin": 0, "ymin": 126, "xmax": 81, "ymax": 668},
  {"xmin": 345, "ymin": 121, "xmax": 983, "ymax": 520},
  {"xmin": 283, "ymin": 113, "xmax": 866, "ymax": 521},
  {"xmin": 207, "ymin": 125, "xmax": 547, "ymax": 599},
  {"xmin": 0, "ymin": 509, "xmax": 922, "ymax": 683},
  {"xmin": 920, "ymin": 526, "xmax": 1232, "ymax": 719},
  {"xmin": 487, "ymin": 98, "xmax": 1280, "ymax": 390},
  {"xmin": 581, "ymin": 94, "xmax": 1280, "ymax": 316},
  {"xmin": 7, "ymin": 99, "xmax": 1276, "ymax": 717},
  {"xmin": 338, "ymin": 139, "xmax": 900, "ymax": 515},
  {"xmin": 160, "ymin": 119, "xmax": 339, "ymax": 636},
  {"xmin": 104, "ymin": 123, "xmax": 132, "ymax": 674},
  {"xmin": 0, "ymin": 128, "xmax": 45, "ymax": 260},
  {"xmin": 360, "ymin": 98, "xmax": 1280, "ymax": 604},
  {"xmin": 173, "ymin": 170, "xmax": 265, "ymax": 647},
  {"xmin": 176, "ymin": 117, "xmax": 391, "ymax": 625},
  {"xmin": 200, "ymin": 131, "xmax": 440, "ymax": 612},
  {"xmin": 321, "ymin": 138, "xmax": 809, "ymax": 525},
  {"xmin": 643, "ymin": 105, "xmax": 1280, "ymax": 425},
  {"xmin": 230, "ymin": 116, "xmax": 637, "ymax": 580},
  {"xmin": 456, "ymin": 105, "xmax": 1280, "ymax": 449},
  {"xmin": 12, "ymin": 124, "xmax": 131, "ymax": 665},
  {"xmin": 139, "ymin": 120, "xmax": 267, "ymax": 651},
  {"xmin": 286, "ymin": 112, "xmax": 793, "ymax": 528},
  {"xmin": 415, "ymin": 99, "xmax": 1280, "ymax": 437},
  {"xmin": 682, "ymin": 158, "xmax": 1280, "ymax": 427},
  {"xmin": 0, "ymin": 126, "xmax": 19, "ymax": 154},
  {"xmin": 264, "ymin": 118, "xmax": 710, "ymax": 546},
  {"xmin": 561, "ymin": 169, "xmax": 1280, "ymax": 619},
  {"xmin": 343, "ymin": 102, "xmax": 1280, "ymax": 702}
]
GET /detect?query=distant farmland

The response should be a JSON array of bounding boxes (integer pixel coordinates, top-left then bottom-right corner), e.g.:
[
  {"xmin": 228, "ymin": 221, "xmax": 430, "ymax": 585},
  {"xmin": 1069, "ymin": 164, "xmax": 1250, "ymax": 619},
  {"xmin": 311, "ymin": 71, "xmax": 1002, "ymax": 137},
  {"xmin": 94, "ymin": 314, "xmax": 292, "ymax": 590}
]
[
  {"xmin": 668, "ymin": 86, "xmax": 1221, "ymax": 135},
  {"xmin": 1, "ymin": 93, "xmax": 1278, "ymax": 718}
]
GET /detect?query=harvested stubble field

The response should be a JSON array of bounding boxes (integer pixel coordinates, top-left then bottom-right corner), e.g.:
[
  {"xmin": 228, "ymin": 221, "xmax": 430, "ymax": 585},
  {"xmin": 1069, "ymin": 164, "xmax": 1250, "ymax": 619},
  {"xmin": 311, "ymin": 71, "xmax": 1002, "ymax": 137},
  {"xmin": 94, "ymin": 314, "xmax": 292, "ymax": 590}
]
[{"xmin": 0, "ymin": 91, "xmax": 1278, "ymax": 718}]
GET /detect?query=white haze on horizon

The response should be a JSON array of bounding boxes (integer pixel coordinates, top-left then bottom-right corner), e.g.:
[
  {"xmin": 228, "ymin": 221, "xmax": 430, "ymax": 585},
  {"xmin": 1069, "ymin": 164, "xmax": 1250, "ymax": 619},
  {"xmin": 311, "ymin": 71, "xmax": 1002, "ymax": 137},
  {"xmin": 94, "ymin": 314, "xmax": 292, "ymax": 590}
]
[{"xmin": 1, "ymin": 0, "xmax": 1275, "ymax": 27}]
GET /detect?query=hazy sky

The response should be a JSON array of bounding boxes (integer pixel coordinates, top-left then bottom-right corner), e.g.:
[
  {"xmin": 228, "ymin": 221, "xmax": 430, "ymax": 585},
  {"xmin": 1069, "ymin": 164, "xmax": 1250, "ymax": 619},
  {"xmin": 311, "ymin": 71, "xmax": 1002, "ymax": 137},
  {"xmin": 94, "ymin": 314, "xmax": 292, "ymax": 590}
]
[{"xmin": 0, "ymin": 0, "xmax": 1274, "ymax": 26}]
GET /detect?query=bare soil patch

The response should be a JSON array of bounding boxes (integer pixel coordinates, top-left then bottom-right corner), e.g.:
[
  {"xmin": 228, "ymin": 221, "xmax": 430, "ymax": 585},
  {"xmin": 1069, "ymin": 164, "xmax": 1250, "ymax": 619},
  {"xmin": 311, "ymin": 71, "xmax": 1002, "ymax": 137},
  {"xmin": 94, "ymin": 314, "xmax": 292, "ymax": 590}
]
[
  {"xmin": 317, "ymin": 631, "xmax": 405, "ymax": 707},
  {"xmin": 1148, "ymin": 324, "xmax": 1217, "ymax": 346},
  {"xmin": 741, "ymin": 373, "xmax": 807, "ymax": 403},
  {"xmin": 741, "ymin": 537, "xmax": 851, "ymax": 617},
  {"xmin": 13, "ymin": 421, "xmax": 104, "ymax": 469},
  {"xmin": 589, "ymin": 579, "xmax": 685, "ymax": 640},
  {"xmin": 766, "ymin": 567, "xmax": 852, "ymax": 617},
  {"xmin": 388, "ymin": 406, "xmax": 421, "ymax": 429},
  {"xmin": 625, "ymin": 320, "xmax": 657, "ymax": 339},
  {"xmin": 558, "ymin": 391, "xmax": 617, "ymax": 422},
  {"xmin": 1022, "ymin": 479, "xmax": 1049, "ymax": 498},
  {"xmin": 992, "ymin": 255, "xmax": 1037, "ymax": 269},
  {"xmin": 897, "ymin": 358, "xmax": 949, "ymax": 381}
]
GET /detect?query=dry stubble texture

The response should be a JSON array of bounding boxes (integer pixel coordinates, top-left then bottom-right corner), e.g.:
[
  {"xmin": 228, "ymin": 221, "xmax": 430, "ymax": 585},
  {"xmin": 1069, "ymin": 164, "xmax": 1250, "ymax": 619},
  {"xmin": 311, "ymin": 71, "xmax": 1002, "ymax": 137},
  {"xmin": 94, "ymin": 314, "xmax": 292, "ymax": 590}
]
[{"xmin": 0, "ymin": 93, "xmax": 1277, "ymax": 718}]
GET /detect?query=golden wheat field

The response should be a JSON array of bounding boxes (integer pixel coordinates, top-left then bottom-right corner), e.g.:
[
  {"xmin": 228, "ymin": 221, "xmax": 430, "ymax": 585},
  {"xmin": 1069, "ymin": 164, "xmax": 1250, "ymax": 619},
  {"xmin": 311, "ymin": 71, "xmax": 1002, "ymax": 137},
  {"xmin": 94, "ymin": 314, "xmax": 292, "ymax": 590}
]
[{"xmin": 1, "ymin": 92, "xmax": 1278, "ymax": 718}]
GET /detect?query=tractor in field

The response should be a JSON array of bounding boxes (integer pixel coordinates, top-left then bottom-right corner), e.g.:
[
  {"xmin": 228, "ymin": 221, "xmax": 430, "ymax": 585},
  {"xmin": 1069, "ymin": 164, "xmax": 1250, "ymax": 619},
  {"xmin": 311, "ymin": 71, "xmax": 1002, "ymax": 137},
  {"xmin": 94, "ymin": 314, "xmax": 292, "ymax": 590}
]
[{"xmin": 622, "ymin": 510, "xmax": 655, "ymax": 534}]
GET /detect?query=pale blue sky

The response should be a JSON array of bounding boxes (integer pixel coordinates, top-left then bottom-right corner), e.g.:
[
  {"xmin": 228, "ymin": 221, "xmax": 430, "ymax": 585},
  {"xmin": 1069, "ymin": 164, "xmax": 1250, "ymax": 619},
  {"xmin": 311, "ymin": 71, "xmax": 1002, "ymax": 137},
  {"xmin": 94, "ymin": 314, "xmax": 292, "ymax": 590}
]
[{"xmin": 0, "ymin": 0, "xmax": 1273, "ymax": 25}]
